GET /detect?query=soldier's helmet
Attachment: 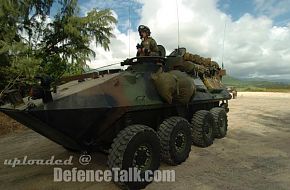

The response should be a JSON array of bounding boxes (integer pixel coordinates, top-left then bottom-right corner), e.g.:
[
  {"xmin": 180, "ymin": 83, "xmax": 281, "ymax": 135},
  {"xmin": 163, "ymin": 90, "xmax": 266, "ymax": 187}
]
[{"xmin": 138, "ymin": 25, "xmax": 151, "ymax": 36}]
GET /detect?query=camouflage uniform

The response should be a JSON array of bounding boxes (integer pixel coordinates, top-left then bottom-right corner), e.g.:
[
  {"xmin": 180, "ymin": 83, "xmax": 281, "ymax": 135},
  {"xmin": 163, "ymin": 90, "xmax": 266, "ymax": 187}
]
[
  {"xmin": 137, "ymin": 25, "xmax": 159, "ymax": 56},
  {"xmin": 141, "ymin": 37, "xmax": 159, "ymax": 56}
]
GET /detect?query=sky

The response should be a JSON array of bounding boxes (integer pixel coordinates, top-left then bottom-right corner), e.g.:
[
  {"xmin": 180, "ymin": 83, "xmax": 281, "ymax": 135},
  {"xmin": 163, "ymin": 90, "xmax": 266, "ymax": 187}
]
[{"xmin": 71, "ymin": 0, "xmax": 290, "ymax": 80}]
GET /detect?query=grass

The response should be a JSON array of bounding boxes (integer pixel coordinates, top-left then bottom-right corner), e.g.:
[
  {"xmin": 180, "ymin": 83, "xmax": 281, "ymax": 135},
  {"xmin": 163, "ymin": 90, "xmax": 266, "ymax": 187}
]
[
  {"xmin": 238, "ymin": 87, "xmax": 290, "ymax": 92},
  {"xmin": 222, "ymin": 75, "xmax": 290, "ymax": 93}
]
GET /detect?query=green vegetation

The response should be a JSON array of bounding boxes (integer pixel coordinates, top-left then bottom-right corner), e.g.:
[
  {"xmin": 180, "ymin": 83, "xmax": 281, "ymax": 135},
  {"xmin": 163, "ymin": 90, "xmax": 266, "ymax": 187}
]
[
  {"xmin": 223, "ymin": 75, "xmax": 290, "ymax": 92},
  {"xmin": 0, "ymin": 0, "xmax": 117, "ymax": 93}
]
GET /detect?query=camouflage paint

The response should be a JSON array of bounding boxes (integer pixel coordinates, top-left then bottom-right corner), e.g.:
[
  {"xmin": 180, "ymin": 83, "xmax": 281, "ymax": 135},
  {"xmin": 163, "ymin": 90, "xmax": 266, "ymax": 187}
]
[{"xmin": 0, "ymin": 55, "xmax": 231, "ymax": 150}]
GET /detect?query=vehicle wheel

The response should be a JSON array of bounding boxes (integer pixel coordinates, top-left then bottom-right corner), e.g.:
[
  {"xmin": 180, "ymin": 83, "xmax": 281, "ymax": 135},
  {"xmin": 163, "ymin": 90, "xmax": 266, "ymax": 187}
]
[
  {"xmin": 191, "ymin": 110, "xmax": 215, "ymax": 147},
  {"xmin": 210, "ymin": 107, "xmax": 228, "ymax": 138},
  {"xmin": 157, "ymin": 117, "xmax": 192, "ymax": 165},
  {"xmin": 220, "ymin": 102, "xmax": 229, "ymax": 113},
  {"xmin": 107, "ymin": 125, "xmax": 160, "ymax": 189}
]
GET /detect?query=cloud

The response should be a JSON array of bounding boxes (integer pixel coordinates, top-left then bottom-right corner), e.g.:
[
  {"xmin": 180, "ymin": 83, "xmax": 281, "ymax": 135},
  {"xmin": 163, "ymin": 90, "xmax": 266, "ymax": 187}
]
[
  {"xmin": 88, "ymin": 0, "xmax": 290, "ymax": 79},
  {"xmin": 87, "ymin": 27, "xmax": 140, "ymax": 69},
  {"xmin": 78, "ymin": 0, "xmax": 142, "ymax": 32},
  {"xmin": 254, "ymin": 0, "xmax": 290, "ymax": 19}
]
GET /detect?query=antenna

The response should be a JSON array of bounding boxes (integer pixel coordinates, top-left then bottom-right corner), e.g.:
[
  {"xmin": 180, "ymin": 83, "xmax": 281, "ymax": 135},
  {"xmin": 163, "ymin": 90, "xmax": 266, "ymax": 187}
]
[
  {"xmin": 221, "ymin": 21, "xmax": 226, "ymax": 69},
  {"xmin": 175, "ymin": 0, "xmax": 180, "ymax": 52},
  {"xmin": 128, "ymin": 3, "xmax": 131, "ymax": 57}
]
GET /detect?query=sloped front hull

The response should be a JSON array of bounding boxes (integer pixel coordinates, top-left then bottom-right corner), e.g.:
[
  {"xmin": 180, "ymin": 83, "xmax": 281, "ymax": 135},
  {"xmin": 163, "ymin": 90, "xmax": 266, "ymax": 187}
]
[{"xmin": 0, "ymin": 107, "xmax": 120, "ymax": 150}]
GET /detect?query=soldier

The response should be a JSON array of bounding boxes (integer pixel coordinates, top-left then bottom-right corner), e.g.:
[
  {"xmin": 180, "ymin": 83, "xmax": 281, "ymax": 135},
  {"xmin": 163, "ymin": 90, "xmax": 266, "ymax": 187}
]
[{"xmin": 137, "ymin": 25, "xmax": 159, "ymax": 56}]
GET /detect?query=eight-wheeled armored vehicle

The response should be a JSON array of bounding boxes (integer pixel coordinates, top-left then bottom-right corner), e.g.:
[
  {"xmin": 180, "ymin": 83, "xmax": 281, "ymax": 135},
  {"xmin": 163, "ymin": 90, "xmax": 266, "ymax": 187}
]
[{"xmin": 0, "ymin": 47, "xmax": 231, "ymax": 189}]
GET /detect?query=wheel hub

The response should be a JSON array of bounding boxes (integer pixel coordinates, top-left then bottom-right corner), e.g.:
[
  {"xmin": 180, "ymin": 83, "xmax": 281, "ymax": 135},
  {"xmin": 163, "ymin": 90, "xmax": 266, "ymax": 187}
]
[
  {"xmin": 133, "ymin": 144, "xmax": 152, "ymax": 171},
  {"xmin": 175, "ymin": 131, "xmax": 186, "ymax": 153},
  {"xmin": 220, "ymin": 118, "xmax": 226, "ymax": 128},
  {"xmin": 204, "ymin": 121, "xmax": 212, "ymax": 137}
]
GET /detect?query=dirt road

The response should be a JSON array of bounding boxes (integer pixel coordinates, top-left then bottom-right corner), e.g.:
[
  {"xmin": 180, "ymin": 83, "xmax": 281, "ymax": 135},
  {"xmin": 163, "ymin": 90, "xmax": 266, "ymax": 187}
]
[{"xmin": 0, "ymin": 92, "xmax": 290, "ymax": 190}]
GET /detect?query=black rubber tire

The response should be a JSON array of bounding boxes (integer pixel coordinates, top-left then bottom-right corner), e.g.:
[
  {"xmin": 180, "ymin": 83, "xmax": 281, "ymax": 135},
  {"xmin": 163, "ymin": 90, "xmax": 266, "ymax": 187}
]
[
  {"xmin": 107, "ymin": 125, "xmax": 160, "ymax": 190},
  {"xmin": 191, "ymin": 110, "xmax": 215, "ymax": 147},
  {"xmin": 157, "ymin": 117, "xmax": 192, "ymax": 165},
  {"xmin": 210, "ymin": 107, "xmax": 228, "ymax": 138}
]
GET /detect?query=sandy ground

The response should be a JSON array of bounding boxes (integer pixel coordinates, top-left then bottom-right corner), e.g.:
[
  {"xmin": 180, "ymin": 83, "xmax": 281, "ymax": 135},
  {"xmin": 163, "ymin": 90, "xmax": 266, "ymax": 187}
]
[
  {"xmin": 0, "ymin": 112, "xmax": 25, "ymax": 136},
  {"xmin": 0, "ymin": 92, "xmax": 290, "ymax": 190}
]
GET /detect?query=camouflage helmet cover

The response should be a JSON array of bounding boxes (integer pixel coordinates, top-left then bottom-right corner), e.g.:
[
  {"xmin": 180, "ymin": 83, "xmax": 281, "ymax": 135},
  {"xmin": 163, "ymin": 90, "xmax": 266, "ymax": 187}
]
[{"xmin": 138, "ymin": 25, "xmax": 151, "ymax": 36}]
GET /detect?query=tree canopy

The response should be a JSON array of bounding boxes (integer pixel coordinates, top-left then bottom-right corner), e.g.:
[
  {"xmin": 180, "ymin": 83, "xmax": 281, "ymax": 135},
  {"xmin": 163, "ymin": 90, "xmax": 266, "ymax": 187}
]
[{"xmin": 0, "ymin": 0, "xmax": 117, "ymax": 91}]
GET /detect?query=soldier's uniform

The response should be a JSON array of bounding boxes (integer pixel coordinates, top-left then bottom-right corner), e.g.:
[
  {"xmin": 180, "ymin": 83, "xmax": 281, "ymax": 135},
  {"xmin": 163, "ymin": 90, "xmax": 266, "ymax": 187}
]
[
  {"xmin": 141, "ymin": 37, "xmax": 159, "ymax": 56},
  {"xmin": 137, "ymin": 25, "xmax": 159, "ymax": 56}
]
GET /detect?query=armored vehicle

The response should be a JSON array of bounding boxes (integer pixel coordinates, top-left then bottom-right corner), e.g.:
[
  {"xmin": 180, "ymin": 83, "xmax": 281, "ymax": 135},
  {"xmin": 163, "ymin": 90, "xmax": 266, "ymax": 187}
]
[
  {"xmin": 227, "ymin": 86, "xmax": 238, "ymax": 99},
  {"xmin": 0, "ymin": 47, "xmax": 231, "ymax": 189}
]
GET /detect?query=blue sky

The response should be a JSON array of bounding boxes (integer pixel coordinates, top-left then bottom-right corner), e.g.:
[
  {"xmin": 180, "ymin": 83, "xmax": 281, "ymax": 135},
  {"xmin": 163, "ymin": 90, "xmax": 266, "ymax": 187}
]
[
  {"xmin": 218, "ymin": 0, "xmax": 255, "ymax": 20},
  {"xmin": 78, "ymin": 0, "xmax": 142, "ymax": 32},
  {"xmin": 218, "ymin": 0, "xmax": 290, "ymax": 26},
  {"xmin": 50, "ymin": 0, "xmax": 143, "ymax": 33},
  {"xmin": 77, "ymin": 0, "xmax": 290, "ymax": 32},
  {"xmin": 50, "ymin": 0, "xmax": 290, "ymax": 32}
]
